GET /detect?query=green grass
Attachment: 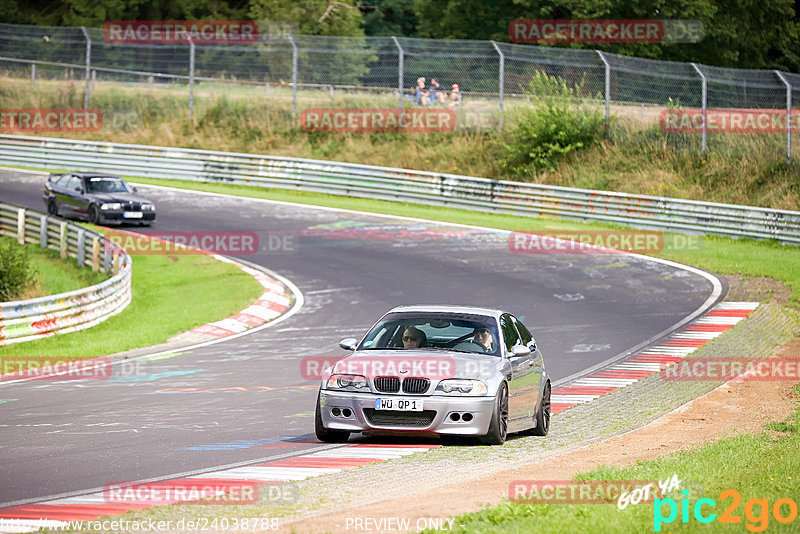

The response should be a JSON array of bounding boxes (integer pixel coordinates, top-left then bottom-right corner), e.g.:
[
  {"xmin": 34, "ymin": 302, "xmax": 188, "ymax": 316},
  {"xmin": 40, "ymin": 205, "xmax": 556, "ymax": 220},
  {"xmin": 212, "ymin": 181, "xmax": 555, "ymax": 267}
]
[
  {"xmin": 431, "ymin": 386, "xmax": 800, "ymax": 534},
  {"xmin": 107, "ymin": 175, "xmax": 800, "ymax": 309},
  {"xmin": 0, "ymin": 235, "xmax": 106, "ymax": 299},
  {"xmin": 1, "ymin": 75, "xmax": 798, "ymax": 210},
  {"xmin": 0, "ymin": 235, "xmax": 263, "ymax": 359}
]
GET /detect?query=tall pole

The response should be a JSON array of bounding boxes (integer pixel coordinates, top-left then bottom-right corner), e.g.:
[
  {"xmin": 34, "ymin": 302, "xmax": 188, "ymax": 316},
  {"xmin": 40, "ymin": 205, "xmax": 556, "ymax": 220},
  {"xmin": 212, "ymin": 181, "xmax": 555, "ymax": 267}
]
[
  {"xmin": 491, "ymin": 40, "xmax": 505, "ymax": 131},
  {"xmin": 690, "ymin": 63, "xmax": 707, "ymax": 154},
  {"xmin": 596, "ymin": 50, "xmax": 611, "ymax": 137},
  {"xmin": 287, "ymin": 35, "xmax": 298, "ymax": 120},
  {"xmin": 392, "ymin": 36, "xmax": 404, "ymax": 110},
  {"xmin": 775, "ymin": 71, "xmax": 792, "ymax": 163},
  {"xmin": 80, "ymin": 27, "xmax": 91, "ymax": 110}
]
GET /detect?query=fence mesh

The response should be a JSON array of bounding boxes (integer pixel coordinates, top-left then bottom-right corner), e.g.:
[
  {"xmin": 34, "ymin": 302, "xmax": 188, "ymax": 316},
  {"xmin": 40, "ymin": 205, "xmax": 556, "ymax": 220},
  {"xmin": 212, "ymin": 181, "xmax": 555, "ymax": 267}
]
[{"xmin": 0, "ymin": 21, "xmax": 797, "ymax": 160}]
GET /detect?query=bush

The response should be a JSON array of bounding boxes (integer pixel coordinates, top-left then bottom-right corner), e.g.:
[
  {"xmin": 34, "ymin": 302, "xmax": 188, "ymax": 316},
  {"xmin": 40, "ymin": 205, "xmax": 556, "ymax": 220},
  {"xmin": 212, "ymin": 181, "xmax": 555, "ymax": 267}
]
[
  {"xmin": 501, "ymin": 72, "xmax": 606, "ymax": 177},
  {"xmin": 0, "ymin": 239, "xmax": 35, "ymax": 301}
]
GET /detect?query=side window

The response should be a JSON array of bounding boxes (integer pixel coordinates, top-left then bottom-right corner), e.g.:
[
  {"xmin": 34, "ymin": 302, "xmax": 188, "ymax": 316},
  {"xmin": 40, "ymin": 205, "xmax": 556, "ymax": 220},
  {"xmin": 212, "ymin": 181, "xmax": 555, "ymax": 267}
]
[
  {"xmin": 67, "ymin": 176, "xmax": 82, "ymax": 191},
  {"xmin": 500, "ymin": 314, "xmax": 520, "ymax": 351},
  {"xmin": 55, "ymin": 175, "xmax": 71, "ymax": 187},
  {"xmin": 512, "ymin": 316, "xmax": 534, "ymax": 347}
]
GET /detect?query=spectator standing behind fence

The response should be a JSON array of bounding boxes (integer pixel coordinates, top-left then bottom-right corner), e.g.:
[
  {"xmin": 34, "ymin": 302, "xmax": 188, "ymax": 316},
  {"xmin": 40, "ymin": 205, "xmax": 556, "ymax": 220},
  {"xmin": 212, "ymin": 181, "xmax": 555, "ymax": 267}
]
[
  {"xmin": 448, "ymin": 83, "xmax": 462, "ymax": 108},
  {"xmin": 413, "ymin": 77, "xmax": 430, "ymax": 105},
  {"xmin": 429, "ymin": 78, "xmax": 446, "ymax": 105}
]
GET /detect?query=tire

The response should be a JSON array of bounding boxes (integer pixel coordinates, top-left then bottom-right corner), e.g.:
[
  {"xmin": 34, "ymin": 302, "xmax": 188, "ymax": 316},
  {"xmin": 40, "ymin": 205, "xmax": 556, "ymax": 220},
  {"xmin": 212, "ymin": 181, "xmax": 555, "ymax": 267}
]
[
  {"xmin": 47, "ymin": 200, "xmax": 58, "ymax": 216},
  {"xmin": 530, "ymin": 380, "xmax": 551, "ymax": 436},
  {"xmin": 481, "ymin": 382, "xmax": 508, "ymax": 445},
  {"xmin": 87, "ymin": 205, "xmax": 100, "ymax": 225},
  {"xmin": 314, "ymin": 393, "xmax": 350, "ymax": 443}
]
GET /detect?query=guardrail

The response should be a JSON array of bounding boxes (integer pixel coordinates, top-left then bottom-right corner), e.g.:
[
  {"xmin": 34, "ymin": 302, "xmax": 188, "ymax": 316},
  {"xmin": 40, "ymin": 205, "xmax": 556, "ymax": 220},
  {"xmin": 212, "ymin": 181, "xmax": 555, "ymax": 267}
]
[
  {"xmin": 1, "ymin": 134, "xmax": 799, "ymax": 244},
  {"xmin": 0, "ymin": 201, "xmax": 131, "ymax": 346}
]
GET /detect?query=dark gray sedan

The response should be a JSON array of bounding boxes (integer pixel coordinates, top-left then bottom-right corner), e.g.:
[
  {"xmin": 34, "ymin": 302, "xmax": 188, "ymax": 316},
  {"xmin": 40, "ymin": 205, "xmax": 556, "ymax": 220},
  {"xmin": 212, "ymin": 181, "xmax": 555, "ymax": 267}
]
[
  {"xmin": 315, "ymin": 305, "xmax": 551, "ymax": 445},
  {"xmin": 43, "ymin": 173, "xmax": 155, "ymax": 225}
]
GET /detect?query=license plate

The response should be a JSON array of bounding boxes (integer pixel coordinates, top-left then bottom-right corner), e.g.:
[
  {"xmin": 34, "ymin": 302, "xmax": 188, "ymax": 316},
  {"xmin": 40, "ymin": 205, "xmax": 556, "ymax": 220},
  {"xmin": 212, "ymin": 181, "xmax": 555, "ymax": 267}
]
[
  {"xmin": 123, "ymin": 212, "xmax": 143, "ymax": 219},
  {"xmin": 375, "ymin": 398, "xmax": 423, "ymax": 411}
]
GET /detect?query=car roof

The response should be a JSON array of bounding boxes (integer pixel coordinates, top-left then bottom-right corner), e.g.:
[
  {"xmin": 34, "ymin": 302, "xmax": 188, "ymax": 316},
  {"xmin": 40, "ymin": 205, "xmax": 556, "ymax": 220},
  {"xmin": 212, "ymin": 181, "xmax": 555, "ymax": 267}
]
[
  {"xmin": 69, "ymin": 173, "xmax": 122, "ymax": 179},
  {"xmin": 384, "ymin": 305, "xmax": 504, "ymax": 319}
]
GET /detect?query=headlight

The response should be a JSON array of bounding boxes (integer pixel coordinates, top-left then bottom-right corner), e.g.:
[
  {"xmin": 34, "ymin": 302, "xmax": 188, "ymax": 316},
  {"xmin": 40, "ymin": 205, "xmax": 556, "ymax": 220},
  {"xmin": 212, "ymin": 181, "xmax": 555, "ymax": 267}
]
[
  {"xmin": 435, "ymin": 379, "xmax": 488, "ymax": 395},
  {"xmin": 100, "ymin": 203, "xmax": 122, "ymax": 210},
  {"xmin": 142, "ymin": 203, "xmax": 155, "ymax": 211},
  {"xmin": 326, "ymin": 374, "xmax": 368, "ymax": 390}
]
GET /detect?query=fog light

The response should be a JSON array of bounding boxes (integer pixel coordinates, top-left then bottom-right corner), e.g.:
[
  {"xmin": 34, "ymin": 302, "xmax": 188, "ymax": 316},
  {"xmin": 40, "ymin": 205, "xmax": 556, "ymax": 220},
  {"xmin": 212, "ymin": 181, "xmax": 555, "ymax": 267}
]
[
  {"xmin": 449, "ymin": 413, "xmax": 461, "ymax": 421},
  {"xmin": 462, "ymin": 413, "xmax": 473, "ymax": 422},
  {"xmin": 342, "ymin": 408, "xmax": 352, "ymax": 417},
  {"xmin": 332, "ymin": 407, "xmax": 341, "ymax": 417}
]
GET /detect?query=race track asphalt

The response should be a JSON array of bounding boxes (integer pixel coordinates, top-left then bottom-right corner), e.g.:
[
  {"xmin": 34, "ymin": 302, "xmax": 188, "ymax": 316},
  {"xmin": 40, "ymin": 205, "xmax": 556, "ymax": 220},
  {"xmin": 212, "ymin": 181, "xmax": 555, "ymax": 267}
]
[{"xmin": 0, "ymin": 169, "xmax": 722, "ymax": 505}]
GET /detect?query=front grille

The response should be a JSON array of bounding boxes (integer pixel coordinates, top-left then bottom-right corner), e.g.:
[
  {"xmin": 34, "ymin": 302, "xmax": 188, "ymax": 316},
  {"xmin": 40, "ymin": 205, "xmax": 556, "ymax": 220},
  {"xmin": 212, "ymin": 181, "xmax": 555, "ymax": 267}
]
[
  {"xmin": 402, "ymin": 377, "xmax": 430, "ymax": 394},
  {"xmin": 124, "ymin": 202, "xmax": 141, "ymax": 211},
  {"xmin": 374, "ymin": 376, "xmax": 400, "ymax": 393},
  {"xmin": 363, "ymin": 408, "xmax": 436, "ymax": 427}
]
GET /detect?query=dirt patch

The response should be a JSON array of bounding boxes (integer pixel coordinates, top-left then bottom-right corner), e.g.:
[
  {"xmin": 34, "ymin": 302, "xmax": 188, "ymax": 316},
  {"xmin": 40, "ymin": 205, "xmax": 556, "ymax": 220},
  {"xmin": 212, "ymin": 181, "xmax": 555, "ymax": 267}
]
[
  {"xmin": 724, "ymin": 274, "xmax": 791, "ymax": 306},
  {"xmin": 284, "ymin": 340, "xmax": 799, "ymax": 534}
]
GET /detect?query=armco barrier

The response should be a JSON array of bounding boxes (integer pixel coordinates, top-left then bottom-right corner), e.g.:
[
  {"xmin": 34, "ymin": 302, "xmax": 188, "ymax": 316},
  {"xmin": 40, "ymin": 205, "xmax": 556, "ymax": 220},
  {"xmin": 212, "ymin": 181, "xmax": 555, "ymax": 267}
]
[
  {"xmin": 1, "ymin": 134, "xmax": 799, "ymax": 244},
  {"xmin": 0, "ymin": 202, "xmax": 131, "ymax": 345}
]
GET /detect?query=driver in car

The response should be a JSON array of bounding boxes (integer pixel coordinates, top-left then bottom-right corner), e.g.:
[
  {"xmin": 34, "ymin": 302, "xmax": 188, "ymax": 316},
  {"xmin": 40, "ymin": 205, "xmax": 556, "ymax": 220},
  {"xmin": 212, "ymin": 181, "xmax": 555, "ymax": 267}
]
[
  {"xmin": 402, "ymin": 327, "xmax": 427, "ymax": 348},
  {"xmin": 472, "ymin": 327, "xmax": 494, "ymax": 352}
]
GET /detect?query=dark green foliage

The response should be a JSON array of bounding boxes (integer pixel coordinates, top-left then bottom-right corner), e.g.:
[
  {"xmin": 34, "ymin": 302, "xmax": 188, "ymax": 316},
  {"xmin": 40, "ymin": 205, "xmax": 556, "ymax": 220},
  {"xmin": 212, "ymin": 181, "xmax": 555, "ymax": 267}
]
[{"xmin": 0, "ymin": 239, "xmax": 35, "ymax": 301}]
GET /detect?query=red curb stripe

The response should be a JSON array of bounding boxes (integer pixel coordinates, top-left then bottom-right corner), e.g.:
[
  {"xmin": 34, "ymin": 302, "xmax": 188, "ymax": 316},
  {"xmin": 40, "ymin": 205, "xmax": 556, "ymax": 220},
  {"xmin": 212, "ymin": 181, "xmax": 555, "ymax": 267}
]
[
  {"xmin": 551, "ymin": 403, "xmax": 577, "ymax": 414},
  {"xmin": 662, "ymin": 339, "xmax": 710, "ymax": 347},
  {"xmin": 706, "ymin": 310, "xmax": 753, "ymax": 317},
  {"xmin": 685, "ymin": 324, "xmax": 733, "ymax": 332},
  {"xmin": 553, "ymin": 387, "xmax": 618, "ymax": 395},
  {"xmin": 260, "ymin": 458, "xmax": 385, "ymax": 468},
  {"xmin": 350, "ymin": 443, "xmax": 441, "ymax": 448},
  {"xmin": 230, "ymin": 312, "xmax": 265, "ymax": 327}
]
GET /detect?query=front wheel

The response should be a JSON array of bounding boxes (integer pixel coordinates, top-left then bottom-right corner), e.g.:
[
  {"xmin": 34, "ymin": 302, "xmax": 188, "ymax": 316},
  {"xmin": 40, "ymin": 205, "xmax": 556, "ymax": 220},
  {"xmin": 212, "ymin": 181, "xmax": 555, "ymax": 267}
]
[
  {"xmin": 87, "ymin": 205, "xmax": 100, "ymax": 225},
  {"xmin": 481, "ymin": 383, "xmax": 508, "ymax": 445},
  {"xmin": 314, "ymin": 393, "xmax": 350, "ymax": 443},
  {"xmin": 529, "ymin": 380, "xmax": 551, "ymax": 436}
]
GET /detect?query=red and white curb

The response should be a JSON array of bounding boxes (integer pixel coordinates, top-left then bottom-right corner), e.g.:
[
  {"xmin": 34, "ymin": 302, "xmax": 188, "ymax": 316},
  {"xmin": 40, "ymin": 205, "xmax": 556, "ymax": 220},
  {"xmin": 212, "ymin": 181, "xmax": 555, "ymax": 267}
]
[
  {"xmin": 0, "ymin": 444, "xmax": 439, "ymax": 532},
  {"xmin": 550, "ymin": 302, "xmax": 760, "ymax": 414},
  {"xmin": 170, "ymin": 255, "xmax": 293, "ymax": 343}
]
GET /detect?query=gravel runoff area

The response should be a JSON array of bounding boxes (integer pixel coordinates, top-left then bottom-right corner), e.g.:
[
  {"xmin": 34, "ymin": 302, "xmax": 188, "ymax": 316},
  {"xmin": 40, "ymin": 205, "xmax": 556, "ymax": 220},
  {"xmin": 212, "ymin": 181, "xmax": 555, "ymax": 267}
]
[{"xmin": 273, "ymin": 279, "xmax": 800, "ymax": 531}]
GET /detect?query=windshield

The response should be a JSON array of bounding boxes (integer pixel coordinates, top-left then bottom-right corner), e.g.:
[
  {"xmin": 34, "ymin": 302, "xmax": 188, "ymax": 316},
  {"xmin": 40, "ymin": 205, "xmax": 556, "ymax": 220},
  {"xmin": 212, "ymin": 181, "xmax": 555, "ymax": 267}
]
[
  {"xmin": 359, "ymin": 312, "xmax": 500, "ymax": 356},
  {"xmin": 86, "ymin": 177, "xmax": 129, "ymax": 193}
]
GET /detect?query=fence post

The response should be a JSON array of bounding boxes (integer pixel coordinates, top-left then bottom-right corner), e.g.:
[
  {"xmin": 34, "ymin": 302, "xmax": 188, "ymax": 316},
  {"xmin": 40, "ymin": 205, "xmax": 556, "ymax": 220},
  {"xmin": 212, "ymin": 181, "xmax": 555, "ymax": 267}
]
[
  {"xmin": 392, "ymin": 36, "xmax": 404, "ymax": 109},
  {"xmin": 287, "ymin": 34, "xmax": 298, "ymax": 120},
  {"xmin": 775, "ymin": 71, "xmax": 792, "ymax": 163},
  {"xmin": 40, "ymin": 215, "xmax": 48, "ymax": 248},
  {"xmin": 92, "ymin": 236, "xmax": 100, "ymax": 272},
  {"xmin": 77, "ymin": 229, "xmax": 85, "ymax": 267},
  {"xmin": 104, "ymin": 239, "xmax": 112, "ymax": 271},
  {"xmin": 490, "ymin": 40, "xmax": 505, "ymax": 131},
  {"xmin": 31, "ymin": 63, "xmax": 35, "ymax": 87},
  {"xmin": 80, "ymin": 27, "xmax": 91, "ymax": 110},
  {"xmin": 59, "ymin": 222, "xmax": 67, "ymax": 259},
  {"xmin": 16, "ymin": 208, "xmax": 25, "ymax": 245},
  {"xmin": 690, "ymin": 63, "xmax": 707, "ymax": 154},
  {"xmin": 596, "ymin": 50, "xmax": 611, "ymax": 137},
  {"xmin": 188, "ymin": 34, "xmax": 195, "ymax": 114}
]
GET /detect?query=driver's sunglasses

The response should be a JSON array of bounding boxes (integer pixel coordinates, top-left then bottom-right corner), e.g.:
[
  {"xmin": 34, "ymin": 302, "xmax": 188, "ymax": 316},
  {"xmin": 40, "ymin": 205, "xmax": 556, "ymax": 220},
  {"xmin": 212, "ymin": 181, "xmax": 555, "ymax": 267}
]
[{"xmin": 403, "ymin": 336, "xmax": 419, "ymax": 342}]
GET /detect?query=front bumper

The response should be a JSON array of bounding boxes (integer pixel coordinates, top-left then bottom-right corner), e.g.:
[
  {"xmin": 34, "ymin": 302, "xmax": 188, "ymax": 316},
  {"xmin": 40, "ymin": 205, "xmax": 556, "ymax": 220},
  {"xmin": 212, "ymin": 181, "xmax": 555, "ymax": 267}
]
[
  {"xmin": 318, "ymin": 389, "xmax": 495, "ymax": 436},
  {"xmin": 100, "ymin": 210, "xmax": 156, "ymax": 224}
]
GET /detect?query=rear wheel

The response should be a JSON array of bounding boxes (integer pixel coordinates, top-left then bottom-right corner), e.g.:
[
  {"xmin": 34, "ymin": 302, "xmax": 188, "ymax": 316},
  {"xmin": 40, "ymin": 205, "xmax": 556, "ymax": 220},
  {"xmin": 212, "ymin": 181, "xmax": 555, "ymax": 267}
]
[
  {"xmin": 87, "ymin": 205, "xmax": 100, "ymax": 225},
  {"xmin": 314, "ymin": 393, "xmax": 350, "ymax": 443},
  {"xmin": 529, "ymin": 380, "xmax": 551, "ymax": 436},
  {"xmin": 481, "ymin": 383, "xmax": 508, "ymax": 445}
]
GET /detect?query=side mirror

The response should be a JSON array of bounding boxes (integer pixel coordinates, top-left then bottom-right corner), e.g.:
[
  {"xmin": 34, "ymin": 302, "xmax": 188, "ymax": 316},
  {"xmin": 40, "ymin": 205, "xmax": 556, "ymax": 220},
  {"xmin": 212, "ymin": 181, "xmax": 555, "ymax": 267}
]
[
  {"xmin": 133, "ymin": 187, "xmax": 138, "ymax": 192},
  {"xmin": 339, "ymin": 338, "xmax": 358, "ymax": 351},
  {"xmin": 511, "ymin": 345, "xmax": 531, "ymax": 357}
]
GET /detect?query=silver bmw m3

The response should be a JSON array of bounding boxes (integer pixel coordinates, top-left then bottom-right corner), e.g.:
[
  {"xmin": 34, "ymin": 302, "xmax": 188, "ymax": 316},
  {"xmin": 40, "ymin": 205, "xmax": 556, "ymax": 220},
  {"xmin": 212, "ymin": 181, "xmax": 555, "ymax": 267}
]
[{"xmin": 315, "ymin": 305, "xmax": 551, "ymax": 445}]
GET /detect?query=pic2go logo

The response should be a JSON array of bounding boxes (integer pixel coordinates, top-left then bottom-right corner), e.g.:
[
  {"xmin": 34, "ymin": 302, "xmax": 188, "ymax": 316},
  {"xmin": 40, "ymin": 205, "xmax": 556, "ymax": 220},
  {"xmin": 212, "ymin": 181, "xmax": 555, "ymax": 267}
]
[{"xmin": 654, "ymin": 489, "xmax": 798, "ymax": 532}]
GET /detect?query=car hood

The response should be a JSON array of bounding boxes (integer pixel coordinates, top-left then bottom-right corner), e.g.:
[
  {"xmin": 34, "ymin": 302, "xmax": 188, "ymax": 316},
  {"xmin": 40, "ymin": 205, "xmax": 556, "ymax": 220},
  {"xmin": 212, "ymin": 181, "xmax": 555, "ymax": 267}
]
[
  {"xmin": 88, "ymin": 192, "xmax": 151, "ymax": 204},
  {"xmin": 329, "ymin": 349, "xmax": 503, "ymax": 381}
]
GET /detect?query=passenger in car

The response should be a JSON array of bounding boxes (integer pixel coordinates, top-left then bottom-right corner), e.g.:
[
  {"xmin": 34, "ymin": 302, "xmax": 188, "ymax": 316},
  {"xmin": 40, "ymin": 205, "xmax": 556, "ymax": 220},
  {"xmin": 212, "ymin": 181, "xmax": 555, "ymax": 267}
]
[
  {"xmin": 472, "ymin": 327, "xmax": 494, "ymax": 352},
  {"xmin": 402, "ymin": 327, "xmax": 427, "ymax": 348}
]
